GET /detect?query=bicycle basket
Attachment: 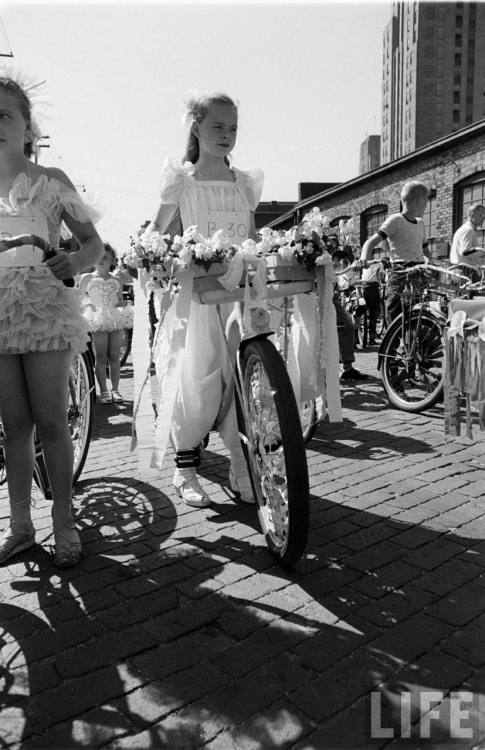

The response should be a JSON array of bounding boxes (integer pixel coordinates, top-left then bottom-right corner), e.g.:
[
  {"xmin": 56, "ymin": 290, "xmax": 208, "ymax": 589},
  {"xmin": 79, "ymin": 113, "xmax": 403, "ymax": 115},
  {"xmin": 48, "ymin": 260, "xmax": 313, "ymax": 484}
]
[{"xmin": 425, "ymin": 262, "xmax": 471, "ymax": 300}]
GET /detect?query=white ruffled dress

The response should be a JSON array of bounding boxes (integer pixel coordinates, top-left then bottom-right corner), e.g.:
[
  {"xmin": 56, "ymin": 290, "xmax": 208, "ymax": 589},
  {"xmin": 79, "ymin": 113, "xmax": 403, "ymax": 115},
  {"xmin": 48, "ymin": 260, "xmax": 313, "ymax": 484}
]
[
  {"xmin": 82, "ymin": 275, "xmax": 134, "ymax": 333},
  {"xmin": 0, "ymin": 173, "xmax": 98, "ymax": 355},
  {"xmin": 157, "ymin": 157, "xmax": 264, "ymax": 450}
]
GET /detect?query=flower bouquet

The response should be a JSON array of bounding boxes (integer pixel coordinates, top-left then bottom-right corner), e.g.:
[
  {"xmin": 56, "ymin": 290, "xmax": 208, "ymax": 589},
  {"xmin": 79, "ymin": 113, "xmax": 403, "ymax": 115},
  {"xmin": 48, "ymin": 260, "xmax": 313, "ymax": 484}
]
[{"xmin": 125, "ymin": 224, "xmax": 238, "ymax": 274}]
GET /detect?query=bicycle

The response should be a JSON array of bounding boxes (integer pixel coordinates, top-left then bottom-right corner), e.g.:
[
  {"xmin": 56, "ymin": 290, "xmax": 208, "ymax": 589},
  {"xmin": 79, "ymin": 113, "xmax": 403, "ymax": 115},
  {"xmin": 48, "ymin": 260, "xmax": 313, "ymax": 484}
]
[
  {"xmin": 191, "ymin": 256, "xmax": 322, "ymax": 565},
  {"xmin": 0, "ymin": 234, "xmax": 96, "ymax": 498},
  {"xmin": 378, "ymin": 261, "xmax": 472, "ymax": 412}
]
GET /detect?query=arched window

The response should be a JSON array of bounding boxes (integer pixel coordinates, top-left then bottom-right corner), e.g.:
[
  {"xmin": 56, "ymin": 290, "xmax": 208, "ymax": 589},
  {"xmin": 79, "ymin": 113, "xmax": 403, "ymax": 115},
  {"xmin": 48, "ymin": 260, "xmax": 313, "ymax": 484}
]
[
  {"xmin": 361, "ymin": 205, "xmax": 388, "ymax": 241},
  {"xmin": 361, "ymin": 205, "xmax": 388, "ymax": 258},
  {"xmin": 329, "ymin": 215, "xmax": 351, "ymax": 229},
  {"xmin": 455, "ymin": 171, "xmax": 485, "ymax": 246}
]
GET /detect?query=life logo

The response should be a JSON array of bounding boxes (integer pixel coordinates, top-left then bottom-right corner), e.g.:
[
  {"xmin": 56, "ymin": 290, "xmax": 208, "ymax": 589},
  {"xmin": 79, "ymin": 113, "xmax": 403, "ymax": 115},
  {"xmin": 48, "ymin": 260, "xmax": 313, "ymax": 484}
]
[{"xmin": 370, "ymin": 690, "xmax": 484, "ymax": 740}]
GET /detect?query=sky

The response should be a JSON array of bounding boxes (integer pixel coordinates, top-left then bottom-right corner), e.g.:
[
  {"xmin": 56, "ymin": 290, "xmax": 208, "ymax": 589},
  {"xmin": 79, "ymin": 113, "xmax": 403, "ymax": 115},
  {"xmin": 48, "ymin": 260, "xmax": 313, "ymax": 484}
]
[{"xmin": 1, "ymin": 1, "xmax": 393, "ymax": 254}]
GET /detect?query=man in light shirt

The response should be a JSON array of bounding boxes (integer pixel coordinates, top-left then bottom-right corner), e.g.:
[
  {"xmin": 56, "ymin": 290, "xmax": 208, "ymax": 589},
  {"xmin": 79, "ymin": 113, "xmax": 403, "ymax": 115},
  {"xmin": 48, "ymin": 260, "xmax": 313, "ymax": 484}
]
[{"xmin": 450, "ymin": 204, "xmax": 485, "ymax": 267}]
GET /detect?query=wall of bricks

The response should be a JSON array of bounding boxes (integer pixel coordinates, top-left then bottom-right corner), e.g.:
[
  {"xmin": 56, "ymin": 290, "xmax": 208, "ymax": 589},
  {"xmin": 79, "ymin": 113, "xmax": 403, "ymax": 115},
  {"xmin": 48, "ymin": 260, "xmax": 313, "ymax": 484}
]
[{"xmin": 270, "ymin": 123, "xmax": 485, "ymax": 258}]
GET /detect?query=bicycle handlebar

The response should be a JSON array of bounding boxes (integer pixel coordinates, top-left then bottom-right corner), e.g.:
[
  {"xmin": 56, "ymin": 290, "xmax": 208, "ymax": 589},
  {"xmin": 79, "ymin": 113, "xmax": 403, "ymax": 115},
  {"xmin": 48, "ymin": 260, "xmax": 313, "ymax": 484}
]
[{"xmin": 0, "ymin": 234, "xmax": 74, "ymax": 287}]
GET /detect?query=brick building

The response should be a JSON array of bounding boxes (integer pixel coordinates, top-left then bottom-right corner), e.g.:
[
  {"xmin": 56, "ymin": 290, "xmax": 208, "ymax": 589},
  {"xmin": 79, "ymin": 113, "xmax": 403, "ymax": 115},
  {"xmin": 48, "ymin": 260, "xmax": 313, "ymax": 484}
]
[{"xmin": 265, "ymin": 119, "xmax": 485, "ymax": 260}]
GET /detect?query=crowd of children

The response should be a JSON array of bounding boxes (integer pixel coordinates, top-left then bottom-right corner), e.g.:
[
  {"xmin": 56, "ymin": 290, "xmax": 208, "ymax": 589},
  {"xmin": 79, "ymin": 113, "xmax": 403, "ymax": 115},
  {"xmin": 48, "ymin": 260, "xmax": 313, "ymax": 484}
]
[{"xmin": 1, "ymin": 66, "xmax": 482, "ymax": 570}]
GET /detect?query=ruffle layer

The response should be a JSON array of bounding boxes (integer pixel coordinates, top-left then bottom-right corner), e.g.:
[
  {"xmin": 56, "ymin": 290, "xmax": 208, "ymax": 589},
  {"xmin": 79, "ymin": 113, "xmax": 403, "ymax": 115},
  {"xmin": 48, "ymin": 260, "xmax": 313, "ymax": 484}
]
[
  {"xmin": 159, "ymin": 156, "xmax": 264, "ymax": 212},
  {"xmin": 83, "ymin": 305, "xmax": 134, "ymax": 333},
  {"xmin": 0, "ymin": 173, "xmax": 101, "ymax": 226},
  {"xmin": 0, "ymin": 267, "xmax": 90, "ymax": 355}
]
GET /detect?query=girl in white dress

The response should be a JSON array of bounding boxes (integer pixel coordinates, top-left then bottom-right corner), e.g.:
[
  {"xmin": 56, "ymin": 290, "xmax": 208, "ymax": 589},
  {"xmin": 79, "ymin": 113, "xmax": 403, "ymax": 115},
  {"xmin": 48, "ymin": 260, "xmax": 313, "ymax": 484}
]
[
  {"xmin": 148, "ymin": 92, "xmax": 263, "ymax": 507},
  {"xmin": 0, "ymin": 71, "xmax": 104, "ymax": 567},
  {"xmin": 79, "ymin": 242, "xmax": 133, "ymax": 403}
]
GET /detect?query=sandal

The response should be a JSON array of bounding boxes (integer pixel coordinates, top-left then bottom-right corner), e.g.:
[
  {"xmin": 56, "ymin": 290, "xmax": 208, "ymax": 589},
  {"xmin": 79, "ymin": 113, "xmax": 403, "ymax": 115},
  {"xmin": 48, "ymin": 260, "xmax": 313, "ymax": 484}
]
[
  {"xmin": 173, "ymin": 468, "xmax": 211, "ymax": 508},
  {"xmin": 53, "ymin": 522, "xmax": 82, "ymax": 568},
  {"xmin": 99, "ymin": 391, "xmax": 112, "ymax": 404},
  {"xmin": 111, "ymin": 390, "xmax": 123, "ymax": 403},
  {"xmin": 0, "ymin": 524, "xmax": 35, "ymax": 565}
]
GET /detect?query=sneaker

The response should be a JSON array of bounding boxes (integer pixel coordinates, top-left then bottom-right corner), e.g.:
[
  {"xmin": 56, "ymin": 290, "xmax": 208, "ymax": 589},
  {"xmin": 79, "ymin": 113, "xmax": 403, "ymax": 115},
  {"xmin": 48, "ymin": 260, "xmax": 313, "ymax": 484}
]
[
  {"xmin": 340, "ymin": 367, "xmax": 369, "ymax": 381},
  {"xmin": 111, "ymin": 390, "xmax": 123, "ymax": 403}
]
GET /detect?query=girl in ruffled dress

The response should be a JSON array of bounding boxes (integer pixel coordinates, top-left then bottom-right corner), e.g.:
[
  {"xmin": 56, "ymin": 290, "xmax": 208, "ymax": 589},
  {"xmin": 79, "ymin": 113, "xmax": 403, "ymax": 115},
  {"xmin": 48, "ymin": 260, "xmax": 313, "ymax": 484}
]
[
  {"xmin": 79, "ymin": 242, "xmax": 133, "ymax": 403},
  {"xmin": 0, "ymin": 71, "xmax": 104, "ymax": 567},
  {"xmin": 148, "ymin": 92, "xmax": 263, "ymax": 507}
]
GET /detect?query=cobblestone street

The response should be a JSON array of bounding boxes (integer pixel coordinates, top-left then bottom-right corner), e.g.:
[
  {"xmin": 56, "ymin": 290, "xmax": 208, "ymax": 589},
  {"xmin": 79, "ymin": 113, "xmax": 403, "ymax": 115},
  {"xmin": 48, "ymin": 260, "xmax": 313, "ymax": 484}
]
[{"xmin": 1, "ymin": 347, "xmax": 485, "ymax": 750}]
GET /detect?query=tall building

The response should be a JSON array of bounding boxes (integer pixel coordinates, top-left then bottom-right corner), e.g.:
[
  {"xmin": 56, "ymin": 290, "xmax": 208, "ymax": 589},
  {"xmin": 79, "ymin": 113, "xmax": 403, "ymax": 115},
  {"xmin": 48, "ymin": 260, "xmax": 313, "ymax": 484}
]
[
  {"xmin": 381, "ymin": 1, "xmax": 485, "ymax": 165},
  {"xmin": 359, "ymin": 135, "xmax": 381, "ymax": 174}
]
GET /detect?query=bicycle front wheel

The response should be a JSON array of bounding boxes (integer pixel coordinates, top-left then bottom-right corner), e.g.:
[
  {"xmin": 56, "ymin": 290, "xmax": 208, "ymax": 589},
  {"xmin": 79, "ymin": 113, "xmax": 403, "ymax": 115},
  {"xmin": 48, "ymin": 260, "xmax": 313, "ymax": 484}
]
[
  {"xmin": 380, "ymin": 311, "xmax": 444, "ymax": 412},
  {"xmin": 237, "ymin": 338, "xmax": 309, "ymax": 565},
  {"xmin": 69, "ymin": 351, "xmax": 95, "ymax": 483}
]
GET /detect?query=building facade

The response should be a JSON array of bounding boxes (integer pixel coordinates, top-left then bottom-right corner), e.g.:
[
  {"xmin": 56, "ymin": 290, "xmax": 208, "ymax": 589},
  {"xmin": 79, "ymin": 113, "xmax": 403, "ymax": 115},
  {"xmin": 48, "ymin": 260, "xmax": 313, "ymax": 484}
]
[
  {"xmin": 381, "ymin": 1, "xmax": 485, "ymax": 165},
  {"xmin": 265, "ymin": 120, "xmax": 485, "ymax": 260},
  {"xmin": 359, "ymin": 135, "xmax": 381, "ymax": 174}
]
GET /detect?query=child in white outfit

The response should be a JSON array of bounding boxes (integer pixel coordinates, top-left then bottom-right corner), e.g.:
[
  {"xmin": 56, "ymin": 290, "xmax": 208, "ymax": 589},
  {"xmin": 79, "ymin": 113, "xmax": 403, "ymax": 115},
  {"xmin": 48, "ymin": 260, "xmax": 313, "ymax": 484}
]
[
  {"xmin": 0, "ymin": 70, "xmax": 104, "ymax": 567},
  {"xmin": 79, "ymin": 242, "xmax": 133, "ymax": 403},
  {"xmin": 148, "ymin": 92, "xmax": 263, "ymax": 507}
]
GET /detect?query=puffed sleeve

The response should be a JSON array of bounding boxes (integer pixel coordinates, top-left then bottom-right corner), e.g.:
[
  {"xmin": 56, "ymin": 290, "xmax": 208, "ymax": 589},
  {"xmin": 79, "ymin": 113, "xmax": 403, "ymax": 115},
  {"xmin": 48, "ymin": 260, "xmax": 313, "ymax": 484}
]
[
  {"xmin": 56, "ymin": 181, "xmax": 102, "ymax": 225},
  {"xmin": 159, "ymin": 156, "xmax": 190, "ymax": 206},
  {"xmin": 236, "ymin": 168, "xmax": 264, "ymax": 211}
]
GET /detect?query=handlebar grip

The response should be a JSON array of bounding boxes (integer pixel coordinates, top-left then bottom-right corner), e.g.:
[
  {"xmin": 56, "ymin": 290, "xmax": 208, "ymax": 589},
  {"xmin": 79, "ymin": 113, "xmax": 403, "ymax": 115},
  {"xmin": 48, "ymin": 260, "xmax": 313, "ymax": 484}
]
[{"xmin": 42, "ymin": 247, "xmax": 75, "ymax": 288}]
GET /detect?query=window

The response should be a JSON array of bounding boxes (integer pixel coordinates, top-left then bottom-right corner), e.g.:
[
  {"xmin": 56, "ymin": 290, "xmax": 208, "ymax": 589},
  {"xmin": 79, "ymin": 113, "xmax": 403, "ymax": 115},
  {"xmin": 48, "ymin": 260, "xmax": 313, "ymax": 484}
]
[
  {"xmin": 361, "ymin": 205, "xmax": 388, "ymax": 257},
  {"xmin": 329, "ymin": 215, "xmax": 351, "ymax": 229},
  {"xmin": 422, "ymin": 190, "xmax": 437, "ymax": 256},
  {"xmin": 456, "ymin": 172, "xmax": 485, "ymax": 246}
]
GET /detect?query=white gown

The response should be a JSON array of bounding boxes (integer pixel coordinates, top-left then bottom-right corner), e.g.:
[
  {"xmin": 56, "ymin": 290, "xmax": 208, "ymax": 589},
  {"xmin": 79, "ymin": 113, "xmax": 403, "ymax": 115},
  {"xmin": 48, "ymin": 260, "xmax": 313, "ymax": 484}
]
[{"xmin": 155, "ymin": 157, "xmax": 264, "ymax": 453}]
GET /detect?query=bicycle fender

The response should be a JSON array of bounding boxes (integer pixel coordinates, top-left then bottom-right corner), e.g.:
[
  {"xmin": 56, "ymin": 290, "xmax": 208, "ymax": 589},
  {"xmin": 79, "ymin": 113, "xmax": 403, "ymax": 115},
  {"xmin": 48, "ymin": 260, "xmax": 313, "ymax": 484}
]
[
  {"xmin": 377, "ymin": 309, "xmax": 442, "ymax": 370},
  {"xmin": 239, "ymin": 330, "xmax": 273, "ymax": 345}
]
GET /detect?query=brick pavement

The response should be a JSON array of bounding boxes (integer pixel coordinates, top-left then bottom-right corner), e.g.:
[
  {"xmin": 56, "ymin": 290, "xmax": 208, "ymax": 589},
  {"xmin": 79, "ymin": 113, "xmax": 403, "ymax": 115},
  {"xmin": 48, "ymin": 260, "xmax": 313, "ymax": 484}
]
[{"xmin": 1, "ymin": 347, "xmax": 485, "ymax": 749}]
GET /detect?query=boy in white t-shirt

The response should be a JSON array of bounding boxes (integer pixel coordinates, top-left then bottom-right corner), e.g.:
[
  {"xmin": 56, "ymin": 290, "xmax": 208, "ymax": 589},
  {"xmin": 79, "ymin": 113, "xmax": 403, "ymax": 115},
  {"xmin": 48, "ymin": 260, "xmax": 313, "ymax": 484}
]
[{"xmin": 361, "ymin": 181, "xmax": 430, "ymax": 324}]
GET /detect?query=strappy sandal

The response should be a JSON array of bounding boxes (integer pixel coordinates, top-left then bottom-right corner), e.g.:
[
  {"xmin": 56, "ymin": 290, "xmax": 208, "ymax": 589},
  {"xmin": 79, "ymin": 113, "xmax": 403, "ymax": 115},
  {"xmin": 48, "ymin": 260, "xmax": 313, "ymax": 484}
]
[
  {"xmin": 99, "ymin": 391, "xmax": 112, "ymax": 404},
  {"xmin": 53, "ymin": 522, "xmax": 82, "ymax": 568},
  {"xmin": 0, "ymin": 524, "xmax": 36, "ymax": 565},
  {"xmin": 172, "ymin": 468, "xmax": 211, "ymax": 507}
]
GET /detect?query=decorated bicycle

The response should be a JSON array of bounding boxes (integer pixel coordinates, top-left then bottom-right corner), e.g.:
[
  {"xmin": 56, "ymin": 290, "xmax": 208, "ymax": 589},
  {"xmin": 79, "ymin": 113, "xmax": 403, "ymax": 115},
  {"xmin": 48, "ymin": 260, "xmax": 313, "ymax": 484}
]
[{"xmin": 126, "ymin": 207, "xmax": 342, "ymax": 565}]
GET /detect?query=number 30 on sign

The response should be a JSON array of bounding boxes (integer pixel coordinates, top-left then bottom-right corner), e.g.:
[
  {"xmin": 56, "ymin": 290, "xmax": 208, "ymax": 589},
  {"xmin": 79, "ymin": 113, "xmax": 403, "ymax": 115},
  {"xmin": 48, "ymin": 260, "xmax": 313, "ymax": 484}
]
[{"xmin": 198, "ymin": 211, "xmax": 250, "ymax": 242}]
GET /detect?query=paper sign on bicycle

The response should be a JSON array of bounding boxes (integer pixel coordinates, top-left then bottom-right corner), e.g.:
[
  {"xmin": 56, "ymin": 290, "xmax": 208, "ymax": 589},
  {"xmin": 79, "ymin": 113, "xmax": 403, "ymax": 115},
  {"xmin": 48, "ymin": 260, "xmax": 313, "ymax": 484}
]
[
  {"xmin": 0, "ymin": 216, "xmax": 49, "ymax": 267},
  {"xmin": 197, "ymin": 210, "xmax": 250, "ymax": 242}
]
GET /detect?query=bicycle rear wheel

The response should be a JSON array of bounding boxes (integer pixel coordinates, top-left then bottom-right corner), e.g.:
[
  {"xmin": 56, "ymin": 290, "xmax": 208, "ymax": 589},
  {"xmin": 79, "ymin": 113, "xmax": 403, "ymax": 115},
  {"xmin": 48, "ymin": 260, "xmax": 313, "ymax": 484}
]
[
  {"xmin": 69, "ymin": 350, "xmax": 95, "ymax": 483},
  {"xmin": 236, "ymin": 338, "xmax": 309, "ymax": 565},
  {"xmin": 380, "ymin": 311, "xmax": 444, "ymax": 412}
]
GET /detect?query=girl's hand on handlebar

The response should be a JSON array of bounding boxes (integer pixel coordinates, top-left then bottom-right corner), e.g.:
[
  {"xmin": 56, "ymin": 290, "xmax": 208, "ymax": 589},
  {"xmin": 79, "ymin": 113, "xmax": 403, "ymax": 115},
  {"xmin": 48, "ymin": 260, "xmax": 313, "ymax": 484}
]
[{"xmin": 44, "ymin": 249, "xmax": 79, "ymax": 281}]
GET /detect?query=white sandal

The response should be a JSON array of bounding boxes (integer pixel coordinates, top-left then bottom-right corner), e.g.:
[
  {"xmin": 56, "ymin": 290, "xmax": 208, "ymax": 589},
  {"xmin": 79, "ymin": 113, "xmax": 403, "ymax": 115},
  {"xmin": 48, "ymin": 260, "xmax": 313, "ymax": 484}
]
[{"xmin": 173, "ymin": 468, "xmax": 211, "ymax": 508}]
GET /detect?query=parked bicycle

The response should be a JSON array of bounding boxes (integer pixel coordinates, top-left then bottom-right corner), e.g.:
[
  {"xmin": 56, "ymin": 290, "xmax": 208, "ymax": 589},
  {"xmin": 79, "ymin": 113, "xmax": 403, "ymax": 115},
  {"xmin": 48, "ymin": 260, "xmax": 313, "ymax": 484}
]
[
  {"xmin": 189, "ymin": 256, "xmax": 328, "ymax": 565},
  {"xmin": 378, "ymin": 261, "xmax": 473, "ymax": 412}
]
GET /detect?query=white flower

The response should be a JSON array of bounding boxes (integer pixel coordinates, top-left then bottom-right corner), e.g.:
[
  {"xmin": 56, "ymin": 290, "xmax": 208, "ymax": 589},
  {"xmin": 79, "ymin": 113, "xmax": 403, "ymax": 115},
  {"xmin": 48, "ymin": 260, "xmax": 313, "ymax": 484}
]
[
  {"xmin": 178, "ymin": 244, "xmax": 194, "ymax": 265},
  {"xmin": 193, "ymin": 242, "xmax": 208, "ymax": 260},
  {"xmin": 315, "ymin": 251, "xmax": 332, "ymax": 266},
  {"xmin": 241, "ymin": 238, "xmax": 258, "ymax": 255},
  {"xmin": 211, "ymin": 229, "xmax": 232, "ymax": 251},
  {"xmin": 278, "ymin": 244, "xmax": 294, "ymax": 260},
  {"xmin": 184, "ymin": 225, "xmax": 204, "ymax": 243}
]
